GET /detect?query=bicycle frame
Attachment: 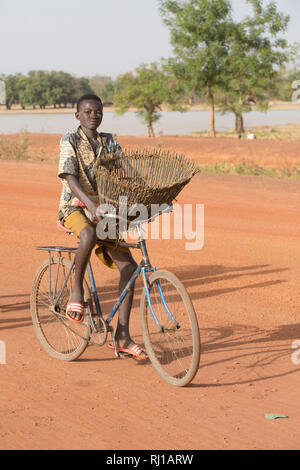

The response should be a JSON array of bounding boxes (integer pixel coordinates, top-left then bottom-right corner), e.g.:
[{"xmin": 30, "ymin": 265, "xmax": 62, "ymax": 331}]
[
  {"xmin": 85, "ymin": 222, "xmax": 167, "ymax": 332},
  {"xmin": 36, "ymin": 220, "xmax": 178, "ymax": 335}
]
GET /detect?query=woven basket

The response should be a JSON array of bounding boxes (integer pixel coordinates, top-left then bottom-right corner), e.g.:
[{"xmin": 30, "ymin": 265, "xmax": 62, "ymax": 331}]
[{"xmin": 94, "ymin": 148, "xmax": 198, "ymax": 227}]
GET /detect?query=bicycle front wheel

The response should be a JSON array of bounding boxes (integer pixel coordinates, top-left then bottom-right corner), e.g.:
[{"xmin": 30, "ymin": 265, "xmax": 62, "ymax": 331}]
[
  {"xmin": 30, "ymin": 256, "xmax": 91, "ymax": 361},
  {"xmin": 140, "ymin": 269, "xmax": 200, "ymax": 387}
]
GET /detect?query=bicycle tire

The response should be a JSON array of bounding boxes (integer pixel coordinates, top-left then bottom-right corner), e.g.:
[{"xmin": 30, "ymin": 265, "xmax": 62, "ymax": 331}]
[
  {"xmin": 30, "ymin": 256, "xmax": 91, "ymax": 361},
  {"xmin": 140, "ymin": 269, "xmax": 200, "ymax": 387}
]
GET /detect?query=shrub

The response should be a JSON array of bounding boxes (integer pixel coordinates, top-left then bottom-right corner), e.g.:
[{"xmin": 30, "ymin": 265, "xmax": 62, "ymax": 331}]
[{"xmin": 0, "ymin": 133, "xmax": 29, "ymax": 160}]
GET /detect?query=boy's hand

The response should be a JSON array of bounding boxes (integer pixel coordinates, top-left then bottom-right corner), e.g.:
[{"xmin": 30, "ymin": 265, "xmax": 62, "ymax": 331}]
[
  {"xmin": 86, "ymin": 201, "xmax": 102, "ymax": 223},
  {"xmin": 95, "ymin": 205, "xmax": 108, "ymax": 219}
]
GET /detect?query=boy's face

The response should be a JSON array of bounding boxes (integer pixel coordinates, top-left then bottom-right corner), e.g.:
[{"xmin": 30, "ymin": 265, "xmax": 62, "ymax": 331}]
[{"xmin": 75, "ymin": 99, "xmax": 103, "ymax": 131}]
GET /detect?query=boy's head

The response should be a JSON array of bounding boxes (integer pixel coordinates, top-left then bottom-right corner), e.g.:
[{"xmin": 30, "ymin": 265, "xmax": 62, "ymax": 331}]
[{"xmin": 75, "ymin": 94, "xmax": 103, "ymax": 131}]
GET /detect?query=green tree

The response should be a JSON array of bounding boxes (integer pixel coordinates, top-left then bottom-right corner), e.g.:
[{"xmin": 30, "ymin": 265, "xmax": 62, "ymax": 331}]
[
  {"xmin": 101, "ymin": 81, "xmax": 115, "ymax": 104},
  {"xmin": 16, "ymin": 70, "xmax": 52, "ymax": 109},
  {"xmin": 71, "ymin": 77, "xmax": 94, "ymax": 107},
  {"xmin": 4, "ymin": 74, "xmax": 24, "ymax": 109},
  {"xmin": 114, "ymin": 62, "xmax": 185, "ymax": 137},
  {"xmin": 215, "ymin": 0, "xmax": 294, "ymax": 134},
  {"xmin": 89, "ymin": 75, "xmax": 112, "ymax": 99},
  {"xmin": 159, "ymin": 0, "xmax": 234, "ymax": 137},
  {"xmin": 47, "ymin": 71, "xmax": 71, "ymax": 107}
]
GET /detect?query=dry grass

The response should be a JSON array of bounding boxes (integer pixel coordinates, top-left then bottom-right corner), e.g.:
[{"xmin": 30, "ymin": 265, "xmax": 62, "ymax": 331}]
[
  {"xmin": 0, "ymin": 133, "xmax": 30, "ymax": 160},
  {"xmin": 189, "ymin": 123, "xmax": 300, "ymax": 141}
]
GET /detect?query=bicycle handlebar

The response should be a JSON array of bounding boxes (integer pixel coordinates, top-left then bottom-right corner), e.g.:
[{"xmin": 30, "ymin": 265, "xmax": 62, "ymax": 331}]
[{"xmin": 96, "ymin": 204, "xmax": 174, "ymax": 226}]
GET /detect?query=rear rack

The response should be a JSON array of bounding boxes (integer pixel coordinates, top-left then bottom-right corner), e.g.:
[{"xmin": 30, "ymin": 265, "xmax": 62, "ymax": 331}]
[
  {"xmin": 35, "ymin": 246, "xmax": 77, "ymax": 252},
  {"xmin": 35, "ymin": 239, "xmax": 140, "ymax": 253}
]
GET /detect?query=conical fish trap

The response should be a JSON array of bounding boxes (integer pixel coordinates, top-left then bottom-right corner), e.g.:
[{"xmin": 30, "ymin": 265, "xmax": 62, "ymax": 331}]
[{"xmin": 94, "ymin": 149, "xmax": 198, "ymax": 221}]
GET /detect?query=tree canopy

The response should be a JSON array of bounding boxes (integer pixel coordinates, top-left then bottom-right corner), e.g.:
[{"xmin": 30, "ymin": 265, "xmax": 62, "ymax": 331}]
[
  {"xmin": 159, "ymin": 0, "xmax": 234, "ymax": 136},
  {"xmin": 215, "ymin": 0, "xmax": 294, "ymax": 133},
  {"xmin": 2, "ymin": 70, "xmax": 93, "ymax": 110},
  {"xmin": 114, "ymin": 62, "xmax": 185, "ymax": 137},
  {"xmin": 159, "ymin": 0, "xmax": 296, "ymax": 135}
]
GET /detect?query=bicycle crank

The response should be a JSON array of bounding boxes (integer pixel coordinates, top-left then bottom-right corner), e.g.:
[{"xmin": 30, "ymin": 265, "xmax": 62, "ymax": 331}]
[{"xmin": 89, "ymin": 316, "xmax": 108, "ymax": 346}]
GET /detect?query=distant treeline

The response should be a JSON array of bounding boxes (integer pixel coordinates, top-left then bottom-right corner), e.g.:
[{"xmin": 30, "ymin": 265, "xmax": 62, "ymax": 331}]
[
  {"xmin": 1, "ymin": 67, "xmax": 297, "ymax": 111},
  {"xmin": 2, "ymin": 0, "xmax": 300, "ymax": 139},
  {"xmin": 0, "ymin": 71, "xmax": 115, "ymax": 110}
]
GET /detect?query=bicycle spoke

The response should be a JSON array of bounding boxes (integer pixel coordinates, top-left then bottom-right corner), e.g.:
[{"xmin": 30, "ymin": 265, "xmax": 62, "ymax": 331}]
[{"xmin": 31, "ymin": 257, "xmax": 90, "ymax": 360}]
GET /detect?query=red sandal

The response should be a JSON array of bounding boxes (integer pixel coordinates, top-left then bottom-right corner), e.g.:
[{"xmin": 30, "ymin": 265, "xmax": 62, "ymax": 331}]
[
  {"xmin": 107, "ymin": 342, "xmax": 148, "ymax": 361},
  {"xmin": 66, "ymin": 302, "xmax": 84, "ymax": 323}
]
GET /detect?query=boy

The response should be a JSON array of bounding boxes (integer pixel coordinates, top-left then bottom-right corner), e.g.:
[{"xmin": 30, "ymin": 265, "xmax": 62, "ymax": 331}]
[{"xmin": 58, "ymin": 94, "xmax": 147, "ymax": 360}]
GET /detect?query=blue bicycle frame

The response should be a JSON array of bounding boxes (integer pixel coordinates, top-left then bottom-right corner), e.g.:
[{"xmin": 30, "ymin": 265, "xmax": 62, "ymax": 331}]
[
  {"xmin": 85, "ymin": 228, "xmax": 179, "ymax": 333},
  {"xmin": 36, "ymin": 208, "xmax": 178, "ymax": 334}
]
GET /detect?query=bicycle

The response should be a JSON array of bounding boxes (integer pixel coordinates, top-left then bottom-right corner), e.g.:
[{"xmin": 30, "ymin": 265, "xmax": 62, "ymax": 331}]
[{"xmin": 30, "ymin": 205, "xmax": 200, "ymax": 387}]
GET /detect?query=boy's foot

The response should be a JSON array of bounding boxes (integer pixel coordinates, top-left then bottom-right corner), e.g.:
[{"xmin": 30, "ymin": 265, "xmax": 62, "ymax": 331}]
[
  {"xmin": 107, "ymin": 341, "xmax": 148, "ymax": 361},
  {"xmin": 66, "ymin": 302, "xmax": 84, "ymax": 323},
  {"xmin": 66, "ymin": 287, "xmax": 85, "ymax": 322}
]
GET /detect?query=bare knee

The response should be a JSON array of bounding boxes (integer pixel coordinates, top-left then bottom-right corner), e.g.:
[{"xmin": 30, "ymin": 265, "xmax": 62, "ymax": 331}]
[{"xmin": 80, "ymin": 225, "xmax": 96, "ymax": 249}]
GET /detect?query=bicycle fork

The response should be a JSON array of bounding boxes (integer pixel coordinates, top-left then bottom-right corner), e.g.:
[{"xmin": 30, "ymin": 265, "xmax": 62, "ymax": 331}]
[
  {"xmin": 136, "ymin": 226, "xmax": 179, "ymax": 332},
  {"xmin": 141, "ymin": 268, "xmax": 180, "ymax": 332}
]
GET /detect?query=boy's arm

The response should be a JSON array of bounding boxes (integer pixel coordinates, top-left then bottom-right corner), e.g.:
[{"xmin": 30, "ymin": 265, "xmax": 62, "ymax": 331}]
[
  {"xmin": 66, "ymin": 175, "xmax": 101, "ymax": 222},
  {"xmin": 59, "ymin": 134, "xmax": 101, "ymax": 222}
]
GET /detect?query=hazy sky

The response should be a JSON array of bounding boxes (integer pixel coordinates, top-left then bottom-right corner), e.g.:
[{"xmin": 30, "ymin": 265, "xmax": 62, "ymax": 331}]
[{"xmin": 0, "ymin": 0, "xmax": 299, "ymax": 78}]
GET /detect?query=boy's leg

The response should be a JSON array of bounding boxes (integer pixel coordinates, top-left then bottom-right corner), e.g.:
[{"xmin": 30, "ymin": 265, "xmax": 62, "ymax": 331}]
[
  {"xmin": 104, "ymin": 246, "xmax": 143, "ymax": 351},
  {"xmin": 70, "ymin": 225, "xmax": 96, "ymax": 304},
  {"xmin": 64, "ymin": 211, "xmax": 96, "ymax": 321}
]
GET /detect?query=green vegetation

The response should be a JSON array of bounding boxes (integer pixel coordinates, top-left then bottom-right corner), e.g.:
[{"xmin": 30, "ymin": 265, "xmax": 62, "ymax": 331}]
[
  {"xmin": 198, "ymin": 161, "xmax": 300, "ymax": 179},
  {"xmin": 215, "ymin": 0, "xmax": 293, "ymax": 134},
  {"xmin": 159, "ymin": 0, "xmax": 234, "ymax": 137},
  {"xmin": 113, "ymin": 62, "xmax": 185, "ymax": 137},
  {"xmin": 1, "ymin": 1, "xmax": 299, "ymax": 138},
  {"xmin": 1, "ymin": 71, "xmax": 93, "ymax": 110},
  {"xmin": 159, "ymin": 0, "xmax": 296, "ymax": 136},
  {"xmin": 190, "ymin": 124, "xmax": 300, "ymax": 140}
]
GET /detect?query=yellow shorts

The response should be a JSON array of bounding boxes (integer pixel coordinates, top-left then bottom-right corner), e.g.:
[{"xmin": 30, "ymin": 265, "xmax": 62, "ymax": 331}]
[{"xmin": 64, "ymin": 210, "xmax": 129, "ymax": 270}]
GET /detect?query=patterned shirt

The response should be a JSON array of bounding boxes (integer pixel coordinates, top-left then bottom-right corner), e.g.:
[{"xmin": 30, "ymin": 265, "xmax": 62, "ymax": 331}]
[{"xmin": 58, "ymin": 126, "xmax": 122, "ymax": 221}]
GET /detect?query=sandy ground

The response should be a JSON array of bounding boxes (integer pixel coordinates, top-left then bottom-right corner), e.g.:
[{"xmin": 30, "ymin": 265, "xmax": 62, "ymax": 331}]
[
  {"xmin": 1, "ymin": 153, "xmax": 300, "ymax": 450},
  {"xmin": 7, "ymin": 132, "xmax": 300, "ymax": 169}
]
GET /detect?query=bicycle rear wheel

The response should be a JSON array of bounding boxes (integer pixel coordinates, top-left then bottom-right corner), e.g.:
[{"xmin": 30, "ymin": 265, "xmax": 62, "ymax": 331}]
[
  {"xmin": 140, "ymin": 269, "xmax": 200, "ymax": 387},
  {"xmin": 30, "ymin": 256, "xmax": 91, "ymax": 361}
]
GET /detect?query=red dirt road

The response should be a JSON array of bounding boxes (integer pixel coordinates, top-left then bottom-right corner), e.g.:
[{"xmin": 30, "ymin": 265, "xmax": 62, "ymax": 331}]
[{"xmin": 1, "ymin": 160, "xmax": 300, "ymax": 450}]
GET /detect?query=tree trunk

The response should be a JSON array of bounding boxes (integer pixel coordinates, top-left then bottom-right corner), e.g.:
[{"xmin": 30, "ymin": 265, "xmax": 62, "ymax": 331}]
[
  {"xmin": 147, "ymin": 121, "xmax": 155, "ymax": 138},
  {"xmin": 235, "ymin": 113, "xmax": 245, "ymax": 134},
  {"xmin": 207, "ymin": 82, "xmax": 216, "ymax": 137}
]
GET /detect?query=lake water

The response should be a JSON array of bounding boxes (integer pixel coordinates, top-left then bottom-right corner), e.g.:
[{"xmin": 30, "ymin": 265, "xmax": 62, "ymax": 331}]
[{"xmin": 0, "ymin": 109, "xmax": 299, "ymax": 135}]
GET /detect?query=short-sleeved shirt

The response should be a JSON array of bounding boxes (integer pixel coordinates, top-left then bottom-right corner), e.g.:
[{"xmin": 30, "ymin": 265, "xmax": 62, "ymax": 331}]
[{"xmin": 58, "ymin": 126, "xmax": 122, "ymax": 222}]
